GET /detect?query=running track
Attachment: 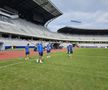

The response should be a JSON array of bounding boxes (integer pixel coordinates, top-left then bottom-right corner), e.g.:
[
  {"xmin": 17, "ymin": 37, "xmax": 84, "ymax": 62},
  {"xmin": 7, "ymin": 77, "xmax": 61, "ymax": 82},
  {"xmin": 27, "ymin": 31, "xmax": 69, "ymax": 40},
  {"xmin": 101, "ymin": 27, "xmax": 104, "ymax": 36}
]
[{"xmin": 0, "ymin": 49, "xmax": 66, "ymax": 61}]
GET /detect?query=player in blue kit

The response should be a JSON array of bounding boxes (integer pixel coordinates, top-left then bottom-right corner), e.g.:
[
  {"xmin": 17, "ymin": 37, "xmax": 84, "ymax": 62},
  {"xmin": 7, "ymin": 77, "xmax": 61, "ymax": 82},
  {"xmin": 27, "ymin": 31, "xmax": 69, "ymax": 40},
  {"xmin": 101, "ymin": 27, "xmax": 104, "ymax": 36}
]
[
  {"xmin": 67, "ymin": 43, "xmax": 73, "ymax": 57},
  {"xmin": 37, "ymin": 42, "xmax": 43, "ymax": 63},
  {"xmin": 25, "ymin": 43, "xmax": 30, "ymax": 60},
  {"xmin": 46, "ymin": 43, "xmax": 52, "ymax": 58}
]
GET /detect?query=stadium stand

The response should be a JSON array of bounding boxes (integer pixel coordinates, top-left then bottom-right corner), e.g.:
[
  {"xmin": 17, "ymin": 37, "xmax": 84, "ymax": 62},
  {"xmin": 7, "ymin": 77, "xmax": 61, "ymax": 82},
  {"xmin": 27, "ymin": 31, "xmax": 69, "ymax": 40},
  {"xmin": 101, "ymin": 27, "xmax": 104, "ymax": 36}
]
[
  {"xmin": 79, "ymin": 43, "xmax": 108, "ymax": 48},
  {"xmin": 58, "ymin": 27, "xmax": 108, "ymax": 48}
]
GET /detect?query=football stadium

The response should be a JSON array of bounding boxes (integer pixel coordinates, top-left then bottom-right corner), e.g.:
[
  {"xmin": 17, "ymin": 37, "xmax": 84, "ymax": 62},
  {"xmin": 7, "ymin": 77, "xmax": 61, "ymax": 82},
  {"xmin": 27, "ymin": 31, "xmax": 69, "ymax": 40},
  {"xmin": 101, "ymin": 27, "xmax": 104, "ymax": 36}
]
[{"xmin": 0, "ymin": 0, "xmax": 108, "ymax": 90}]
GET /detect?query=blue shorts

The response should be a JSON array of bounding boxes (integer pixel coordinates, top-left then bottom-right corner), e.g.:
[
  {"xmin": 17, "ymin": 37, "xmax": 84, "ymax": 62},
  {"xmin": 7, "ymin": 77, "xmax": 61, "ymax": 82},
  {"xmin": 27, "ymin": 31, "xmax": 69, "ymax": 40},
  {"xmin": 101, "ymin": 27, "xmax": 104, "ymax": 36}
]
[
  {"xmin": 38, "ymin": 52, "xmax": 43, "ymax": 56},
  {"xmin": 26, "ymin": 52, "xmax": 30, "ymax": 55},
  {"xmin": 47, "ymin": 50, "xmax": 51, "ymax": 53},
  {"xmin": 67, "ymin": 50, "xmax": 73, "ymax": 54}
]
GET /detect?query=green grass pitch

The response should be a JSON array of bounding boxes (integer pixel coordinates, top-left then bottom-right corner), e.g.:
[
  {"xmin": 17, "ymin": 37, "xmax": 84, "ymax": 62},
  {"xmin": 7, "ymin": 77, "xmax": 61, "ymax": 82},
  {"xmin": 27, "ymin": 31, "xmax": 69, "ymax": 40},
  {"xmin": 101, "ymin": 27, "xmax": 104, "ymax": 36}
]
[{"xmin": 0, "ymin": 48, "xmax": 108, "ymax": 90}]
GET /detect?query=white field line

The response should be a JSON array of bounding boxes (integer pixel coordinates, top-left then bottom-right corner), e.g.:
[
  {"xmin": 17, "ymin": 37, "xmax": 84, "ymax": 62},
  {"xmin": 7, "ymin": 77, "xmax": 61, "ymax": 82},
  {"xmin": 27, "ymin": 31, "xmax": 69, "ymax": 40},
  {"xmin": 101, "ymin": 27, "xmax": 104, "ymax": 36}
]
[
  {"xmin": 0, "ymin": 53, "xmax": 62, "ymax": 69},
  {"xmin": 0, "ymin": 62, "xmax": 24, "ymax": 69},
  {"xmin": 0, "ymin": 53, "xmax": 107, "ymax": 69},
  {"xmin": 0, "ymin": 58, "xmax": 38, "ymax": 69},
  {"xmin": 0, "ymin": 53, "xmax": 60, "ymax": 69}
]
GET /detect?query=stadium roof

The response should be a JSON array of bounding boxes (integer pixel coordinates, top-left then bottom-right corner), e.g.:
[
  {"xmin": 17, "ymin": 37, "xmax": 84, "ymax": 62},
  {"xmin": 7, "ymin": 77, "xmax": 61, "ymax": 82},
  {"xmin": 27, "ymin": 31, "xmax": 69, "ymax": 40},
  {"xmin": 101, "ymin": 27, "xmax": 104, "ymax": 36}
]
[
  {"xmin": 0, "ymin": 0, "xmax": 62, "ymax": 25},
  {"xmin": 58, "ymin": 27, "xmax": 108, "ymax": 35}
]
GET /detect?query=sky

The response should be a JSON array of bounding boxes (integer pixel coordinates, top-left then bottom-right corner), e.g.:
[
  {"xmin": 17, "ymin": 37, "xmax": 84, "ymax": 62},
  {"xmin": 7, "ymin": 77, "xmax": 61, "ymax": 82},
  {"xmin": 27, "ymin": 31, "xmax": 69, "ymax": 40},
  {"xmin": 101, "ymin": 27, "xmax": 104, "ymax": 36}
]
[{"xmin": 48, "ymin": 0, "xmax": 108, "ymax": 32}]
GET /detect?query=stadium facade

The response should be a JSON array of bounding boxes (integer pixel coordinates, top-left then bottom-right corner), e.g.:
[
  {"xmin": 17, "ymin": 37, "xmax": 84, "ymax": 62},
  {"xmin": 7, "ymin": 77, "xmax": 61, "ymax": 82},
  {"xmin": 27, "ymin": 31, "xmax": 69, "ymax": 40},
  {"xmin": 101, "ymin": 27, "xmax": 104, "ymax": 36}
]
[{"xmin": 0, "ymin": 0, "xmax": 108, "ymax": 50}]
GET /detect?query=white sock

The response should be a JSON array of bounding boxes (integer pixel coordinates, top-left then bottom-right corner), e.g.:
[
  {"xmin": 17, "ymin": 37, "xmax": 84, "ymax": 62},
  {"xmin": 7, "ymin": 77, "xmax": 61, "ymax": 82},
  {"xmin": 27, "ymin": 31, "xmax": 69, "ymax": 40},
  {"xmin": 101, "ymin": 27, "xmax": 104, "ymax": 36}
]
[{"xmin": 36, "ymin": 59, "xmax": 39, "ymax": 63}]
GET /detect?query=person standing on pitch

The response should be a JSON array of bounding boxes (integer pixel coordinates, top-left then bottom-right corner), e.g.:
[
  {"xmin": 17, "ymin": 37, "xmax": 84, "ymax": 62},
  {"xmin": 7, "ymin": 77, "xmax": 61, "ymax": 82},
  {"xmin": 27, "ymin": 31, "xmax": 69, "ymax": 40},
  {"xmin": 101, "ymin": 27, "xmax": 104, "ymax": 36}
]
[
  {"xmin": 46, "ymin": 42, "xmax": 52, "ymax": 58},
  {"xmin": 67, "ymin": 42, "xmax": 73, "ymax": 57},
  {"xmin": 25, "ymin": 43, "xmax": 30, "ymax": 60},
  {"xmin": 37, "ymin": 42, "xmax": 44, "ymax": 63}
]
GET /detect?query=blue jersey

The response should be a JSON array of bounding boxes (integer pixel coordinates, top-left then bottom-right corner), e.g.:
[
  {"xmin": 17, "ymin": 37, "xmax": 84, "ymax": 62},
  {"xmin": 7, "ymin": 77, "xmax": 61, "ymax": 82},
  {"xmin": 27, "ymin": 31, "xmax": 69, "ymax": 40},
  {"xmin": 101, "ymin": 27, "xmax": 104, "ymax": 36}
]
[
  {"xmin": 46, "ymin": 44, "xmax": 51, "ymax": 51},
  {"xmin": 37, "ymin": 43, "xmax": 43, "ymax": 53},
  {"xmin": 25, "ymin": 46, "xmax": 29, "ymax": 53},
  {"xmin": 67, "ymin": 44, "xmax": 73, "ymax": 52}
]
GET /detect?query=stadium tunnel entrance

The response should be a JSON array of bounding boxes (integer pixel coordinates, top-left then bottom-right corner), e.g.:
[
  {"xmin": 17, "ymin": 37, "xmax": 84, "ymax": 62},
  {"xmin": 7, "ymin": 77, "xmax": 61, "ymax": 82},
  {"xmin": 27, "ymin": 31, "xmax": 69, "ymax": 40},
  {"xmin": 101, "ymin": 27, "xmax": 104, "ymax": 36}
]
[{"xmin": 52, "ymin": 43, "xmax": 62, "ymax": 49}]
